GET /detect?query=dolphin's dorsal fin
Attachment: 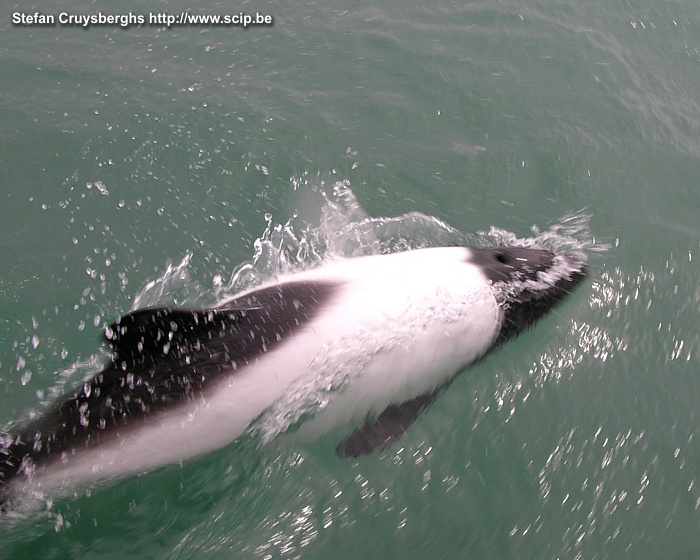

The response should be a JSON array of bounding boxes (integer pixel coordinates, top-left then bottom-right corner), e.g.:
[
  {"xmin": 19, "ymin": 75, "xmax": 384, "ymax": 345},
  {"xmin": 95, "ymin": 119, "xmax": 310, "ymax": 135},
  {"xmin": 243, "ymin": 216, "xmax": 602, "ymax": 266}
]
[{"xmin": 103, "ymin": 307, "xmax": 243, "ymax": 366}]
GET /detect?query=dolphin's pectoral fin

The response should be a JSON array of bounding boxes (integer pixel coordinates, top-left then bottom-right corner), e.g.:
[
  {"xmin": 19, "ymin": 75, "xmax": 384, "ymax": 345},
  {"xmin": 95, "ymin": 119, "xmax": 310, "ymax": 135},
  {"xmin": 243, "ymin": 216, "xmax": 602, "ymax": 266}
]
[
  {"xmin": 336, "ymin": 390, "xmax": 442, "ymax": 458},
  {"xmin": 103, "ymin": 307, "xmax": 243, "ymax": 366}
]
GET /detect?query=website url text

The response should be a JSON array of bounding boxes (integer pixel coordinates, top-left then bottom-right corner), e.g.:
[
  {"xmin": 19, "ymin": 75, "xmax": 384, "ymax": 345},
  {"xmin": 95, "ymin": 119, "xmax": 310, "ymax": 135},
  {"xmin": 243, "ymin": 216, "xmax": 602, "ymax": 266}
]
[{"xmin": 11, "ymin": 11, "xmax": 274, "ymax": 29}]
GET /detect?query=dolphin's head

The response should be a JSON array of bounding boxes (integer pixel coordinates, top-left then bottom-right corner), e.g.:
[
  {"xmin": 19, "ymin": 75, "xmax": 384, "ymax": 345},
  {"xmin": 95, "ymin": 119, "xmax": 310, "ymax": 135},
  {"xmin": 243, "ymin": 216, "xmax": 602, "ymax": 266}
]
[{"xmin": 468, "ymin": 247, "xmax": 587, "ymax": 343}]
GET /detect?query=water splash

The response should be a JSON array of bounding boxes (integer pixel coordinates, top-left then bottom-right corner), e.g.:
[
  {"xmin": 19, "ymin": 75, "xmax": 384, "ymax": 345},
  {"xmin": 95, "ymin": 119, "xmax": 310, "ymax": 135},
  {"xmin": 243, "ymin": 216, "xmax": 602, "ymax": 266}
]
[
  {"xmin": 224, "ymin": 181, "xmax": 468, "ymax": 295},
  {"xmin": 132, "ymin": 182, "xmax": 601, "ymax": 309},
  {"xmin": 130, "ymin": 251, "xmax": 205, "ymax": 310}
]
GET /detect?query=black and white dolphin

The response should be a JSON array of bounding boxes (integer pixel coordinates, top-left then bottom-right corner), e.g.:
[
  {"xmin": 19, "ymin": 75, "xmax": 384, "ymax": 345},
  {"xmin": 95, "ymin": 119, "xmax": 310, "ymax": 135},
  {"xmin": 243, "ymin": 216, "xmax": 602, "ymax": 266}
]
[{"xmin": 0, "ymin": 246, "xmax": 585, "ymax": 502}]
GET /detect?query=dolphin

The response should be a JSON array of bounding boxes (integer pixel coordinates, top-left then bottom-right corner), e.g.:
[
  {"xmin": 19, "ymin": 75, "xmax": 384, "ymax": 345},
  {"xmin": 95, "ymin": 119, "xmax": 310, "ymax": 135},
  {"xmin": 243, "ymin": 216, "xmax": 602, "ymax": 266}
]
[{"xmin": 0, "ymin": 246, "xmax": 586, "ymax": 503}]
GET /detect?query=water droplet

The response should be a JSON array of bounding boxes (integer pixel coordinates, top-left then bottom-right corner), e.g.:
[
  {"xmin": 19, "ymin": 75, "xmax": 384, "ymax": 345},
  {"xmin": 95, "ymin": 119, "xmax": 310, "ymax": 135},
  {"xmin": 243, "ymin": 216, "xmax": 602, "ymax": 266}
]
[{"xmin": 21, "ymin": 370, "xmax": 32, "ymax": 385}]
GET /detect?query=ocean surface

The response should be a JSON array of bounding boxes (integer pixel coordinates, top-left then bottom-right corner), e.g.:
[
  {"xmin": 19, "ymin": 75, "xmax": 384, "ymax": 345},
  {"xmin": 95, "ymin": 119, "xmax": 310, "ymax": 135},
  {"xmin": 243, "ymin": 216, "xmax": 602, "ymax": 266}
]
[{"xmin": 1, "ymin": 0, "xmax": 699, "ymax": 558}]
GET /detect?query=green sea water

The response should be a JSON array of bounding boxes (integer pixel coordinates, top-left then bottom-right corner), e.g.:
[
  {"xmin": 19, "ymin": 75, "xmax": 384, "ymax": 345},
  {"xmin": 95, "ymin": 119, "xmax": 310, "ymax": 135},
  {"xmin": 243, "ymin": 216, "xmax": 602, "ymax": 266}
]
[{"xmin": 1, "ymin": 0, "xmax": 699, "ymax": 558}]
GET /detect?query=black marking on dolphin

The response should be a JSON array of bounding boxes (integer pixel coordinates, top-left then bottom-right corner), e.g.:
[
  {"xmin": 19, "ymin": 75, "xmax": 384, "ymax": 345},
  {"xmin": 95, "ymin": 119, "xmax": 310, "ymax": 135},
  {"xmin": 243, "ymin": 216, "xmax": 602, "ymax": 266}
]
[{"xmin": 0, "ymin": 280, "xmax": 339, "ymax": 499}]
